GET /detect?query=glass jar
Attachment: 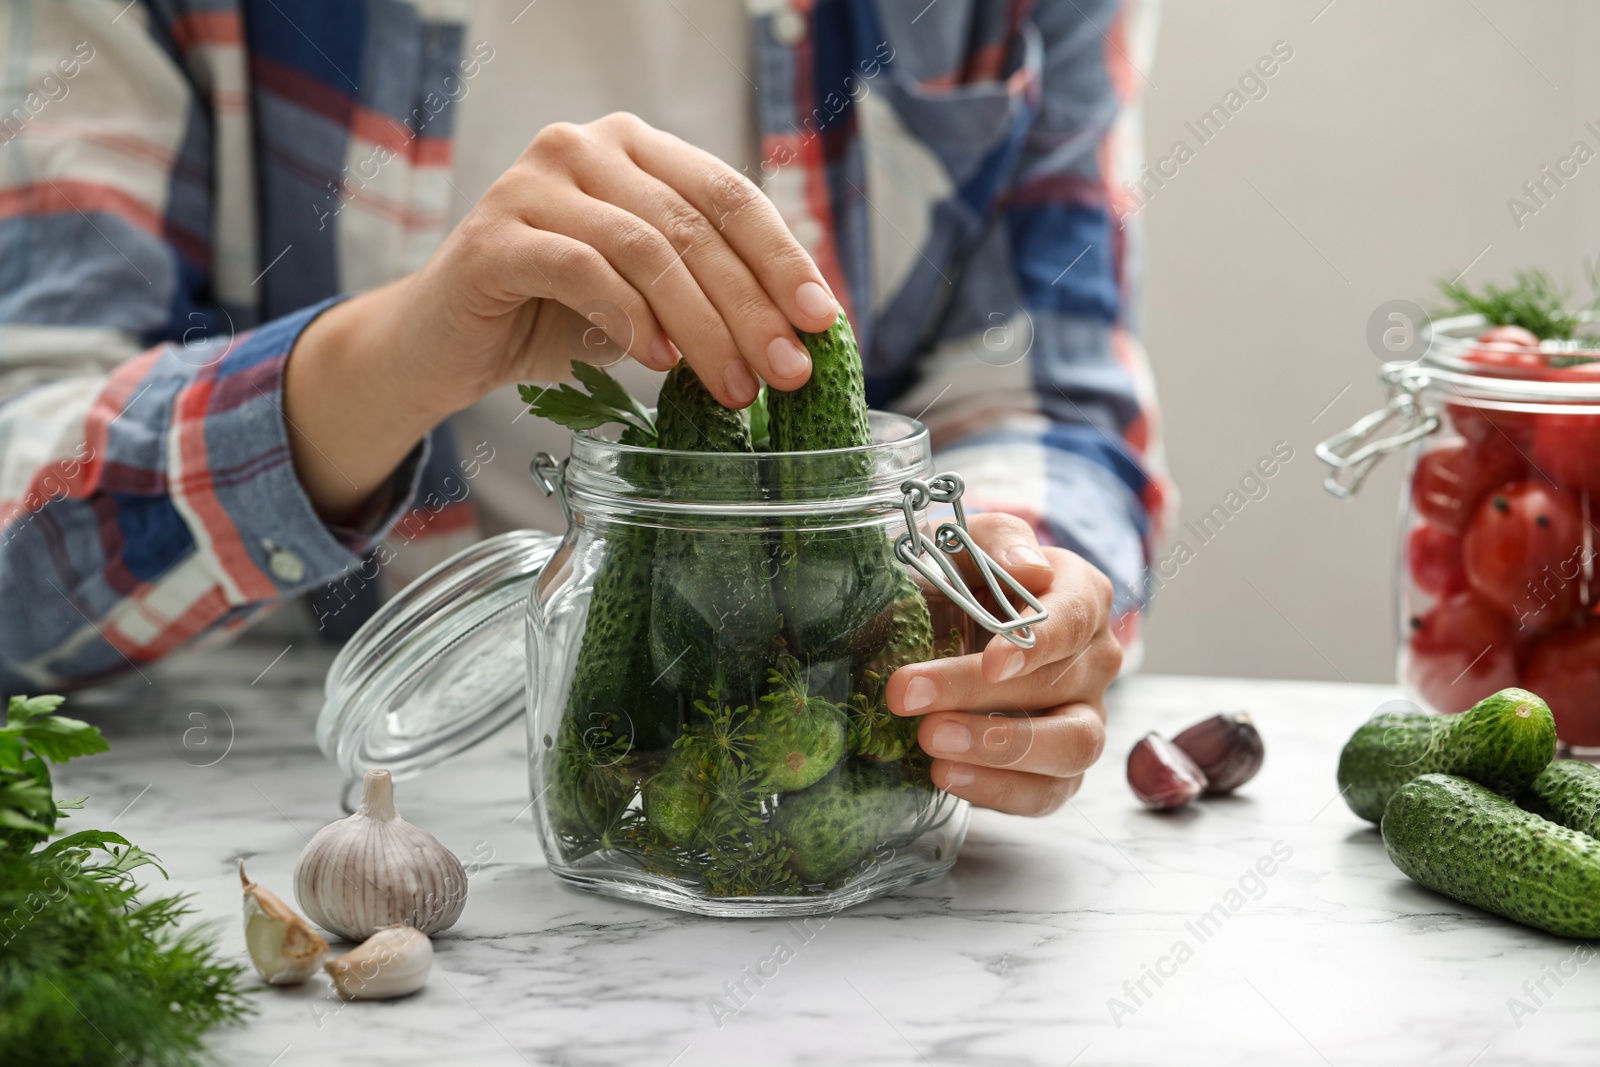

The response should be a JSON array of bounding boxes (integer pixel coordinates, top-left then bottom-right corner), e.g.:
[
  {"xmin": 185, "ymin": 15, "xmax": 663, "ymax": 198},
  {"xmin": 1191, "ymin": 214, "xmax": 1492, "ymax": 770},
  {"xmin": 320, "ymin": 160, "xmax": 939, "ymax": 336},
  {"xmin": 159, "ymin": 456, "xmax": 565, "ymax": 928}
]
[
  {"xmin": 318, "ymin": 411, "xmax": 1043, "ymax": 917},
  {"xmin": 530, "ymin": 412, "xmax": 979, "ymax": 916},
  {"xmin": 1319, "ymin": 312, "xmax": 1600, "ymax": 747}
]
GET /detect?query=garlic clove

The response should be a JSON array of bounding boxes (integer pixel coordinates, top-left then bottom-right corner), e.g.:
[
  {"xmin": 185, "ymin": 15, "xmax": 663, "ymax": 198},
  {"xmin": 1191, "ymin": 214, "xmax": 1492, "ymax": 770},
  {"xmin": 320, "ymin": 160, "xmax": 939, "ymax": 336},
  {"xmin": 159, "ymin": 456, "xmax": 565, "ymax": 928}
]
[
  {"xmin": 1171, "ymin": 711, "xmax": 1266, "ymax": 795},
  {"xmin": 294, "ymin": 769, "xmax": 468, "ymax": 941},
  {"xmin": 324, "ymin": 925, "xmax": 433, "ymax": 1000},
  {"xmin": 240, "ymin": 860, "xmax": 328, "ymax": 985},
  {"xmin": 1126, "ymin": 732, "xmax": 1208, "ymax": 811}
]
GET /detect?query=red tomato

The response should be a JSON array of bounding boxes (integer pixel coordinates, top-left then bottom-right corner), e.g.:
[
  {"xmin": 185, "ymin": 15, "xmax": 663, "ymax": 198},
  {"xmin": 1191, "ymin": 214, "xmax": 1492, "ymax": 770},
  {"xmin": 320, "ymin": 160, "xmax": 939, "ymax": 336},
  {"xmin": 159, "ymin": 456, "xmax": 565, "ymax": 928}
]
[
  {"xmin": 1405, "ymin": 524, "xmax": 1467, "ymax": 596},
  {"xmin": 1524, "ymin": 624, "xmax": 1600, "ymax": 746},
  {"xmin": 1461, "ymin": 481, "xmax": 1585, "ymax": 632},
  {"xmin": 1410, "ymin": 441, "xmax": 1525, "ymax": 532},
  {"xmin": 1406, "ymin": 592, "xmax": 1520, "ymax": 713},
  {"xmin": 1531, "ymin": 411, "xmax": 1600, "ymax": 496},
  {"xmin": 1465, "ymin": 325, "xmax": 1544, "ymax": 372},
  {"xmin": 1445, "ymin": 402, "xmax": 1535, "ymax": 450},
  {"xmin": 1450, "ymin": 327, "xmax": 1545, "ymax": 441}
]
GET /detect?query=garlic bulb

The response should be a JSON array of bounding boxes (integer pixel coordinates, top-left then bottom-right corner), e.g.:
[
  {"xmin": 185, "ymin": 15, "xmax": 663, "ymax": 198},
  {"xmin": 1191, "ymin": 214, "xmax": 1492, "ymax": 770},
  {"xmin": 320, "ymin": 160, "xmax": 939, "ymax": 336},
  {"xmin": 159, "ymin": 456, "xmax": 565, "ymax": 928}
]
[
  {"xmin": 294, "ymin": 769, "xmax": 467, "ymax": 940},
  {"xmin": 240, "ymin": 860, "xmax": 328, "ymax": 985},
  {"xmin": 325, "ymin": 925, "xmax": 432, "ymax": 1000}
]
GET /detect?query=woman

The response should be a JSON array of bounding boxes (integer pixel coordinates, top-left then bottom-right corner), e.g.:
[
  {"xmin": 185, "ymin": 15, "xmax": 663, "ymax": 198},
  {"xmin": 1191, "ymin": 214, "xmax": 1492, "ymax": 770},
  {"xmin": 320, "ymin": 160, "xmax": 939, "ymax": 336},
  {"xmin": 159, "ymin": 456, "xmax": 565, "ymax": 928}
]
[{"xmin": 0, "ymin": 0, "xmax": 1165, "ymax": 816}]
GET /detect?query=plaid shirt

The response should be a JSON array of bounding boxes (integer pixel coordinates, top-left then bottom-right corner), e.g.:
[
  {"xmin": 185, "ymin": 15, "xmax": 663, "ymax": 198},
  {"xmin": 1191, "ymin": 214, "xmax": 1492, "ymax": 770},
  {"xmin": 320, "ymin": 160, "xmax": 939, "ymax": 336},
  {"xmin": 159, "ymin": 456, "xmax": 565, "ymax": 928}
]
[{"xmin": 0, "ymin": 0, "xmax": 1168, "ymax": 689}]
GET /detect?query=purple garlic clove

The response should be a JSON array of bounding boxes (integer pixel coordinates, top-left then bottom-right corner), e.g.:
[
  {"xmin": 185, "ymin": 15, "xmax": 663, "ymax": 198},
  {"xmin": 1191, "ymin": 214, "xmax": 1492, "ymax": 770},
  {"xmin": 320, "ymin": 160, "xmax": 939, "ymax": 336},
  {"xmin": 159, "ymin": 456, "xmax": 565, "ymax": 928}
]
[
  {"xmin": 1127, "ymin": 732, "xmax": 1208, "ymax": 811},
  {"xmin": 1171, "ymin": 712, "xmax": 1265, "ymax": 795}
]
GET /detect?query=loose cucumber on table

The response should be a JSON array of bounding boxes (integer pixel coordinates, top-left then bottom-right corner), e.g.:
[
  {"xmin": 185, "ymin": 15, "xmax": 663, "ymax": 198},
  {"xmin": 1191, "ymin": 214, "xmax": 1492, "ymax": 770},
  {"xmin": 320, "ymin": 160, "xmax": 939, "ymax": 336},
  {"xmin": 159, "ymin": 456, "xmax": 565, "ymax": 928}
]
[
  {"xmin": 1336, "ymin": 688, "xmax": 1557, "ymax": 823},
  {"xmin": 1520, "ymin": 759, "xmax": 1600, "ymax": 836},
  {"xmin": 1382, "ymin": 773, "xmax": 1600, "ymax": 939}
]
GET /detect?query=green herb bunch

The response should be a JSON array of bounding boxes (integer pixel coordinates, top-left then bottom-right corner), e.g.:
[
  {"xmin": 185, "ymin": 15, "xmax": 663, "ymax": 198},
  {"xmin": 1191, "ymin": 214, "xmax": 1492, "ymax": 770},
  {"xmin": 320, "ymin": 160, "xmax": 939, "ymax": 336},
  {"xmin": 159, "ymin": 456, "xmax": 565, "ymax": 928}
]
[
  {"xmin": 1436, "ymin": 265, "xmax": 1600, "ymax": 342},
  {"xmin": 0, "ymin": 695, "xmax": 250, "ymax": 1066}
]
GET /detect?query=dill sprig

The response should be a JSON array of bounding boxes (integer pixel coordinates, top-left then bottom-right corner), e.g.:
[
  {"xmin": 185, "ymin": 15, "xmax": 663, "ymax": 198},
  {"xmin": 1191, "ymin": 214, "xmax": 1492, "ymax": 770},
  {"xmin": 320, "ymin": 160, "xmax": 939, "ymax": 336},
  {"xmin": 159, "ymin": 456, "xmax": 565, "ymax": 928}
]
[
  {"xmin": 674, "ymin": 691, "xmax": 764, "ymax": 775},
  {"xmin": 1435, "ymin": 267, "xmax": 1598, "ymax": 340},
  {"xmin": 0, "ymin": 695, "xmax": 250, "ymax": 1066},
  {"xmin": 846, "ymin": 669, "xmax": 919, "ymax": 762}
]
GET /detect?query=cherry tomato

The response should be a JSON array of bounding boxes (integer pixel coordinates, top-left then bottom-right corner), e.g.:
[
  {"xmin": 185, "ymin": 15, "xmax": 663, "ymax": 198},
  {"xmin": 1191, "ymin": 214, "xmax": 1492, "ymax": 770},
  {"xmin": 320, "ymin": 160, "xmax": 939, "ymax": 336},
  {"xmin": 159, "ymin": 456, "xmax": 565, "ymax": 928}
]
[
  {"xmin": 1461, "ymin": 481, "xmax": 1585, "ymax": 632},
  {"xmin": 1448, "ymin": 328, "xmax": 1545, "ymax": 441},
  {"xmin": 1410, "ymin": 441, "xmax": 1525, "ymax": 532},
  {"xmin": 1464, "ymin": 325, "xmax": 1544, "ymax": 372},
  {"xmin": 1405, "ymin": 591, "xmax": 1520, "ymax": 713},
  {"xmin": 1405, "ymin": 524, "xmax": 1467, "ymax": 596},
  {"xmin": 1531, "ymin": 411, "xmax": 1600, "ymax": 495},
  {"xmin": 1524, "ymin": 624, "xmax": 1600, "ymax": 746},
  {"xmin": 1445, "ymin": 401, "xmax": 1536, "ymax": 450}
]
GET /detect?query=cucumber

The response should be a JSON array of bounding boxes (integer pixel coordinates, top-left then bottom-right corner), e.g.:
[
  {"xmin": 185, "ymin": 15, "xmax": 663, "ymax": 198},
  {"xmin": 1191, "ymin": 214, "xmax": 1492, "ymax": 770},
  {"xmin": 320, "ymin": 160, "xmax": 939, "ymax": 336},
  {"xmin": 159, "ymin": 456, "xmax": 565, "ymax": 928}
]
[
  {"xmin": 767, "ymin": 311, "xmax": 872, "ymax": 454},
  {"xmin": 640, "ymin": 754, "xmax": 709, "ymax": 847},
  {"xmin": 767, "ymin": 312, "xmax": 921, "ymax": 670},
  {"xmin": 563, "ymin": 525, "xmax": 676, "ymax": 745},
  {"xmin": 770, "ymin": 760, "xmax": 922, "ymax": 883},
  {"xmin": 648, "ymin": 362, "xmax": 780, "ymax": 704},
  {"xmin": 1336, "ymin": 688, "xmax": 1557, "ymax": 823},
  {"xmin": 1382, "ymin": 773, "xmax": 1600, "ymax": 939},
  {"xmin": 1521, "ymin": 759, "xmax": 1600, "ymax": 836},
  {"xmin": 547, "ymin": 513, "xmax": 678, "ymax": 856},
  {"xmin": 655, "ymin": 360, "xmax": 755, "ymax": 455},
  {"xmin": 544, "ymin": 714, "xmax": 648, "ymax": 845},
  {"xmin": 748, "ymin": 671, "xmax": 847, "ymax": 793}
]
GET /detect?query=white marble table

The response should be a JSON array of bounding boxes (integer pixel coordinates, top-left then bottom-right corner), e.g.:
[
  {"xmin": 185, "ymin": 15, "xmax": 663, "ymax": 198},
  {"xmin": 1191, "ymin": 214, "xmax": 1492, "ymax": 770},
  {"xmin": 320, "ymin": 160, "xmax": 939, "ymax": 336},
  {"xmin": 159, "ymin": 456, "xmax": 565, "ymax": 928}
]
[{"xmin": 56, "ymin": 637, "xmax": 1596, "ymax": 1067}]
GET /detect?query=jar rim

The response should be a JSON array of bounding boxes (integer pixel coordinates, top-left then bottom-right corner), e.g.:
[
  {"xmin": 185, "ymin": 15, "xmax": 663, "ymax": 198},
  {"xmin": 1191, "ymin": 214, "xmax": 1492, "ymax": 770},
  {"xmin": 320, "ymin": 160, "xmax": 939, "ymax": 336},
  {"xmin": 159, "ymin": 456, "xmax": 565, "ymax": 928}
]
[
  {"xmin": 561, "ymin": 410, "xmax": 934, "ymax": 516},
  {"xmin": 1409, "ymin": 311, "xmax": 1600, "ymax": 401}
]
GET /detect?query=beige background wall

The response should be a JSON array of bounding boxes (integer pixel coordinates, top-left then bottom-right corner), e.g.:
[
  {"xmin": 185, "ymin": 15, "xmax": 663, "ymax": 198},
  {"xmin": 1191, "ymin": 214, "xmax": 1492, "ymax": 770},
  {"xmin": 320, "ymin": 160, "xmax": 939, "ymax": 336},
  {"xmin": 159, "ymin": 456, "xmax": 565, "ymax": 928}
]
[{"xmin": 1136, "ymin": 0, "xmax": 1600, "ymax": 682}]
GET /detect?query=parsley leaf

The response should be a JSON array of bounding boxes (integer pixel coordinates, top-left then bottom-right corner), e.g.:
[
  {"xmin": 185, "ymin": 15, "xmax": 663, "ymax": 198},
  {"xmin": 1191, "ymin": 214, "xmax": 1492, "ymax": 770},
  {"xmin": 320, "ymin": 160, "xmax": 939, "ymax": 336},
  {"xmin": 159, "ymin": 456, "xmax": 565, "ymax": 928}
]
[{"xmin": 520, "ymin": 361, "xmax": 658, "ymax": 446}]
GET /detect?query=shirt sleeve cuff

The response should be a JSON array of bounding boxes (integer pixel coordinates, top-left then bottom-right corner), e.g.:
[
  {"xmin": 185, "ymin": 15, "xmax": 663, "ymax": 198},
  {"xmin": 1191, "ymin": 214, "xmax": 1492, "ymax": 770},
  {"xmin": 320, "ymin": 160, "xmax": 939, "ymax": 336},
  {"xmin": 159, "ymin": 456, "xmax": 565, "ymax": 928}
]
[{"xmin": 164, "ymin": 298, "xmax": 430, "ymax": 604}]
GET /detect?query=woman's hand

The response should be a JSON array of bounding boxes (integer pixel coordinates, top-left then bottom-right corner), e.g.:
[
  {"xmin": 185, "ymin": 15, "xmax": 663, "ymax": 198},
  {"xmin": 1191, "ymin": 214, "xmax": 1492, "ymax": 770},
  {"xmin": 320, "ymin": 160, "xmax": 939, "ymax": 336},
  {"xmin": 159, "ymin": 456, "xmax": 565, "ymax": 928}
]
[
  {"xmin": 285, "ymin": 112, "xmax": 837, "ymax": 519},
  {"xmin": 885, "ymin": 514, "xmax": 1122, "ymax": 816}
]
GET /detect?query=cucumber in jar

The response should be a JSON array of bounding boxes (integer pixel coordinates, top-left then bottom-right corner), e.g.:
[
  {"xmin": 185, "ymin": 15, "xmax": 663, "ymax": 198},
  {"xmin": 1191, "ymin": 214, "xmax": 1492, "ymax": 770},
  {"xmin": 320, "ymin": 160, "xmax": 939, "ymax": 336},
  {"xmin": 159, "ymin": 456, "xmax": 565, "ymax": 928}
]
[
  {"xmin": 647, "ymin": 361, "xmax": 782, "ymax": 707},
  {"xmin": 768, "ymin": 312, "xmax": 936, "ymax": 760}
]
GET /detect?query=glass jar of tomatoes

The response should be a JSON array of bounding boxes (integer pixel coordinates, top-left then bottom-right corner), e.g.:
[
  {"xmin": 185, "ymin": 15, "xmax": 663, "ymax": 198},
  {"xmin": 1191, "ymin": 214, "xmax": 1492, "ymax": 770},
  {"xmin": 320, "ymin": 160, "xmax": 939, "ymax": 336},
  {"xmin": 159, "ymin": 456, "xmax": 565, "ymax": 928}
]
[{"xmin": 1320, "ymin": 314, "xmax": 1600, "ymax": 748}]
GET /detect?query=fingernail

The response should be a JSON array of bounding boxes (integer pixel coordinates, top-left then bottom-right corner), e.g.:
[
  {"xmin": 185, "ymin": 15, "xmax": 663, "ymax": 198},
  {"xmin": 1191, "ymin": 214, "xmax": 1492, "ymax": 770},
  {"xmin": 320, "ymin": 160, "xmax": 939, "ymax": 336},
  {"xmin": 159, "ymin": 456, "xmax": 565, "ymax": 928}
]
[
  {"xmin": 1005, "ymin": 545, "xmax": 1050, "ymax": 570},
  {"xmin": 943, "ymin": 762, "xmax": 976, "ymax": 788},
  {"xmin": 795, "ymin": 281, "xmax": 836, "ymax": 320},
  {"xmin": 651, "ymin": 335, "xmax": 680, "ymax": 369},
  {"xmin": 931, "ymin": 720, "xmax": 971, "ymax": 754},
  {"xmin": 767, "ymin": 336, "xmax": 811, "ymax": 380},
  {"xmin": 723, "ymin": 361, "xmax": 759, "ymax": 405},
  {"xmin": 997, "ymin": 650, "xmax": 1027, "ymax": 681},
  {"xmin": 903, "ymin": 675, "xmax": 937, "ymax": 712}
]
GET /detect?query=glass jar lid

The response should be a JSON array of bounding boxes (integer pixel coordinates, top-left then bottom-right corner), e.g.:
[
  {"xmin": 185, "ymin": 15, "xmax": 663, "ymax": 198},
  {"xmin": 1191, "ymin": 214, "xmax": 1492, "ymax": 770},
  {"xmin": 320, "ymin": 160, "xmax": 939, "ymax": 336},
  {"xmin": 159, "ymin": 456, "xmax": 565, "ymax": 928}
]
[{"xmin": 317, "ymin": 528, "xmax": 560, "ymax": 782}]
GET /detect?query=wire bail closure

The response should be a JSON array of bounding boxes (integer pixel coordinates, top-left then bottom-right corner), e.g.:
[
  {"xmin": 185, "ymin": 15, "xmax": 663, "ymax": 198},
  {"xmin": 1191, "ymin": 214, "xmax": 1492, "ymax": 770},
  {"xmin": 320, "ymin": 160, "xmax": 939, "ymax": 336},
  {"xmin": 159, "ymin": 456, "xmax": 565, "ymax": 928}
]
[
  {"xmin": 1315, "ymin": 370, "xmax": 1439, "ymax": 499},
  {"xmin": 530, "ymin": 452, "xmax": 571, "ymax": 521},
  {"xmin": 895, "ymin": 473, "xmax": 1050, "ymax": 649}
]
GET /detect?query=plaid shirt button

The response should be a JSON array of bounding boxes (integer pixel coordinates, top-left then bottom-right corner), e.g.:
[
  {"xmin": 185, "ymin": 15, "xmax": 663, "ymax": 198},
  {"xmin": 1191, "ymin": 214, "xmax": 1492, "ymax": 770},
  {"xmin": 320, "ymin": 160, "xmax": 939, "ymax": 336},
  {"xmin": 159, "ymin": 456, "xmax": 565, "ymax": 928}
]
[
  {"xmin": 265, "ymin": 543, "xmax": 307, "ymax": 584},
  {"xmin": 771, "ymin": 9, "xmax": 805, "ymax": 46}
]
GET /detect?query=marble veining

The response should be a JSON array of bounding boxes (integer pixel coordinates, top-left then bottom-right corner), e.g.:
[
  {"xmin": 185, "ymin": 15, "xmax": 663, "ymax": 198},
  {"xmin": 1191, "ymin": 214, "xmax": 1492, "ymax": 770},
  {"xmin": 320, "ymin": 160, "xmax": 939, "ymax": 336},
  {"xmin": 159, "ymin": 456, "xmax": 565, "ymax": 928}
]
[{"xmin": 52, "ymin": 638, "xmax": 1598, "ymax": 1066}]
